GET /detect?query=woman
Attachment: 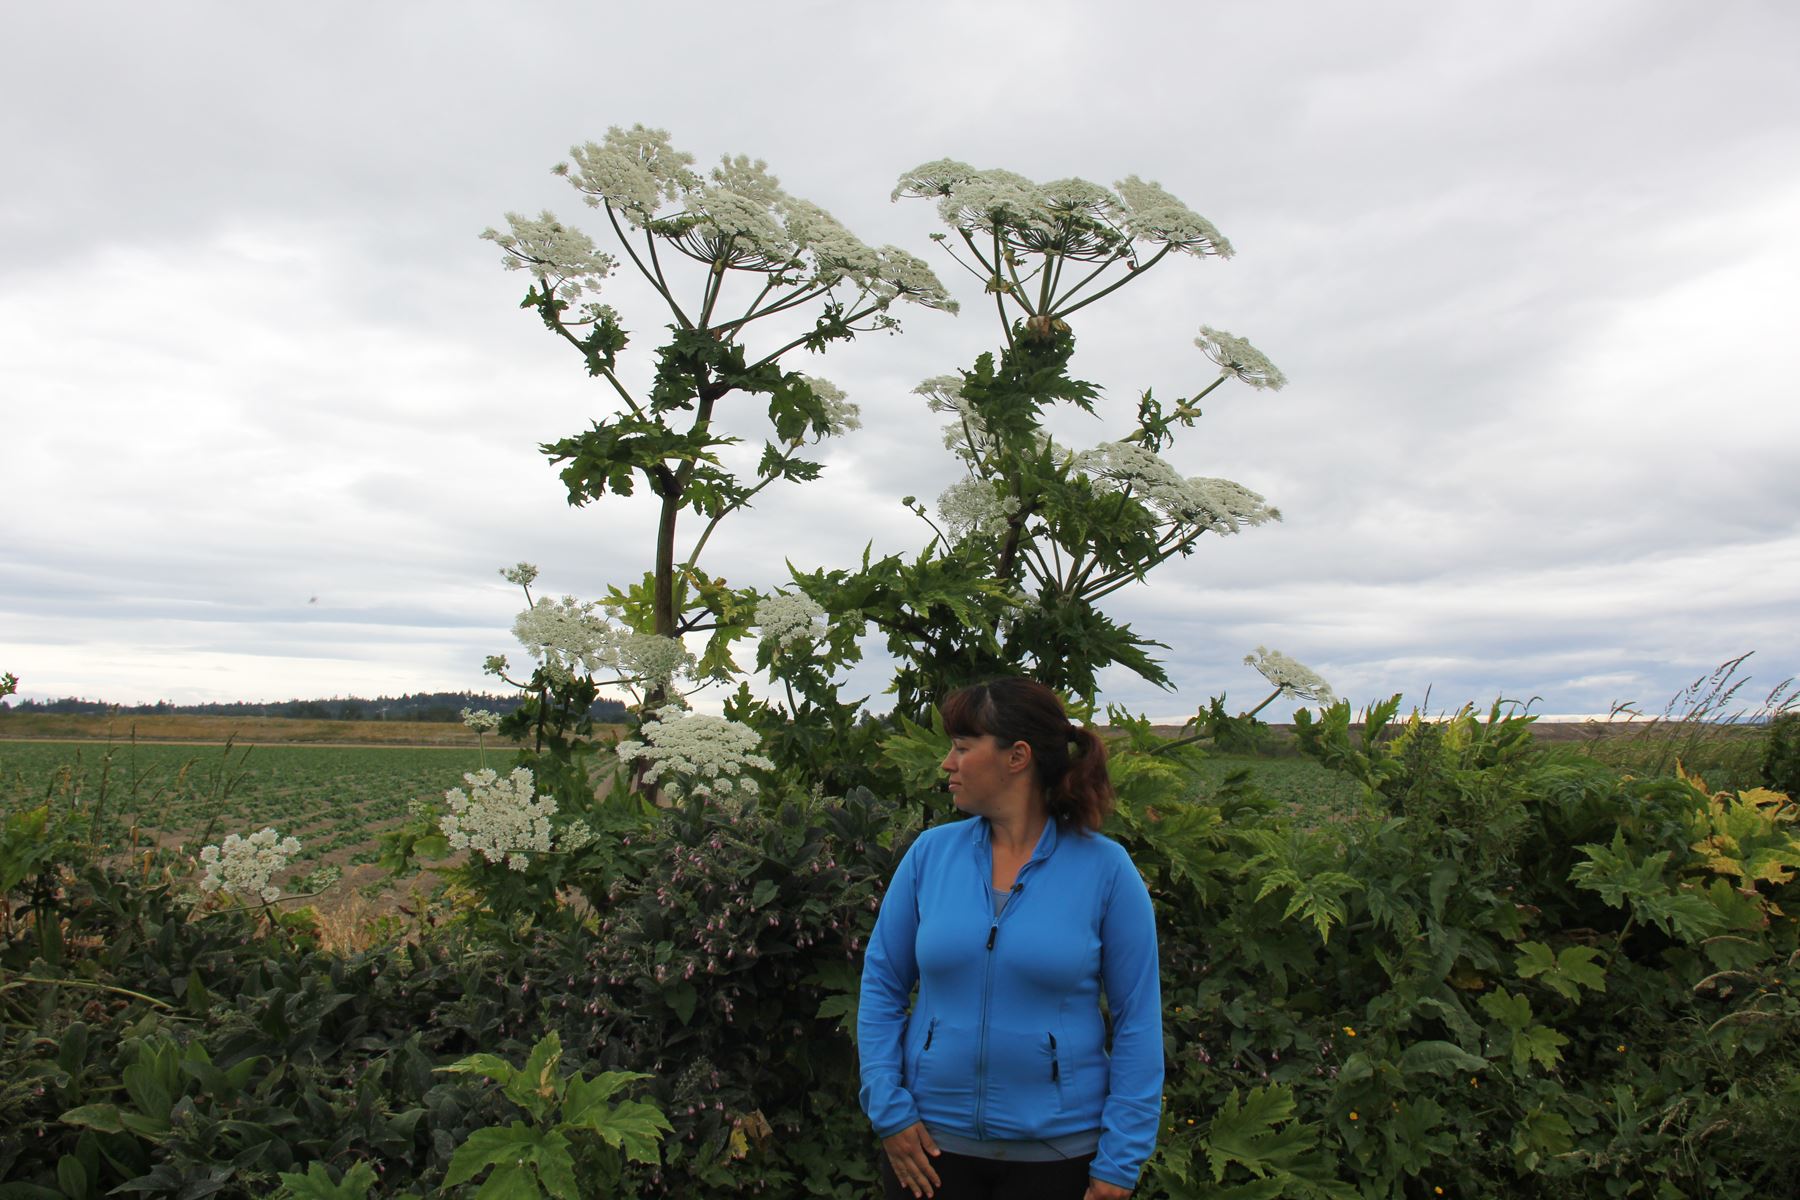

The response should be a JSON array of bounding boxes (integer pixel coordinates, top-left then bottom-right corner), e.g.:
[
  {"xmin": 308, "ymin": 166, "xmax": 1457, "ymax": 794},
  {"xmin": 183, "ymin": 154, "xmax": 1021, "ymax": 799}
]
[{"xmin": 858, "ymin": 678, "xmax": 1163, "ymax": 1200}]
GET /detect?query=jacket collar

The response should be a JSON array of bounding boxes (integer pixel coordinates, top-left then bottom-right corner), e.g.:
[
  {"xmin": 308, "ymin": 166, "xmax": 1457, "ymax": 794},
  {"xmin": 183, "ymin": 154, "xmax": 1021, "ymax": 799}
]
[{"xmin": 968, "ymin": 812, "xmax": 1060, "ymax": 864}]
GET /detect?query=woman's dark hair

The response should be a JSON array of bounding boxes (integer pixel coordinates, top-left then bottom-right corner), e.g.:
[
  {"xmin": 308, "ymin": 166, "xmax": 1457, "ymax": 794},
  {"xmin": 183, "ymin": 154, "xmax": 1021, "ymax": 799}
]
[{"xmin": 939, "ymin": 677, "xmax": 1114, "ymax": 832}]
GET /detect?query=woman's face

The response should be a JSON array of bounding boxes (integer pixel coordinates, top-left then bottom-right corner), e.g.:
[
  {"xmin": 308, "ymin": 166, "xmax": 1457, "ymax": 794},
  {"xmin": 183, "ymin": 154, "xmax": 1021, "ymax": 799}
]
[{"xmin": 941, "ymin": 733, "xmax": 1027, "ymax": 814}]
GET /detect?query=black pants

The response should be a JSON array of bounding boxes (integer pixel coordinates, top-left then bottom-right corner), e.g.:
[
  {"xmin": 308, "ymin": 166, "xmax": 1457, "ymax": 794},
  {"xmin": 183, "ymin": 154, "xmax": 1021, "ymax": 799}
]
[{"xmin": 879, "ymin": 1149, "xmax": 1095, "ymax": 1200}]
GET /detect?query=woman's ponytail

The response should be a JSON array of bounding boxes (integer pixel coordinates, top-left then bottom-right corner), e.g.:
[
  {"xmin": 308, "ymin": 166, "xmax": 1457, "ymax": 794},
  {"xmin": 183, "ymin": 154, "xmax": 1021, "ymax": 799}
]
[{"xmin": 1051, "ymin": 723, "xmax": 1114, "ymax": 832}]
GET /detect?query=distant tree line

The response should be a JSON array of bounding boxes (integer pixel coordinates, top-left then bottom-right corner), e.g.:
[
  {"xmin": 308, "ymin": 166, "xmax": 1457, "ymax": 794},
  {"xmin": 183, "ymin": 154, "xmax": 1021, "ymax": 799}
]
[{"xmin": 1, "ymin": 691, "xmax": 629, "ymax": 724}]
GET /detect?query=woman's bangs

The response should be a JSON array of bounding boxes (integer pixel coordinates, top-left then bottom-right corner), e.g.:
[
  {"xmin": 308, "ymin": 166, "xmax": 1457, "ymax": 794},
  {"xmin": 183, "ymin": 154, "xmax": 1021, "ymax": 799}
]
[{"xmin": 938, "ymin": 684, "xmax": 995, "ymax": 739}]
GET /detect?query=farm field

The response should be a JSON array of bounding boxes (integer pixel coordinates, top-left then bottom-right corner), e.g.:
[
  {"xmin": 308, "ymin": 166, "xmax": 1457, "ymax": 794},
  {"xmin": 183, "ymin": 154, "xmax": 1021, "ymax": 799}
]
[
  {"xmin": 0, "ymin": 739, "xmax": 486, "ymax": 877},
  {"xmin": 0, "ymin": 732, "xmax": 1369, "ymax": 876}
]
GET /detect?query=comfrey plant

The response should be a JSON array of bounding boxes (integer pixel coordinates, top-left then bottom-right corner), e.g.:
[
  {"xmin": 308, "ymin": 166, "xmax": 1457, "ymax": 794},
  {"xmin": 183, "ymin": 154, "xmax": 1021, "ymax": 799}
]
[
  {"xmin": 785, "ymin": 162, "xmax": 1289, "ymax": 716},
  {"xmin": 482, "ymin": 126, "xmax": 953, "ymax": 705}
]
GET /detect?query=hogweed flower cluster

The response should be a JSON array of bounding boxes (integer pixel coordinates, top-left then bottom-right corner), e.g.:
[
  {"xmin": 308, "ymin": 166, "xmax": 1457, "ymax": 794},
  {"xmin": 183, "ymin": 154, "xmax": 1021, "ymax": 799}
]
[
  {"xmin": 199, "ymin": 828, "xmax": 302, "ymax": 903},
  {"xmin": 755, "ymin": 593, "xmax": 827, "ymax": 651},
  {"xmin": 499, "ymin": 561, "xmax": 540, "ymax": 587},
  {"xmin": 616, "ymin": 633, "xmax": 696, "ymax": 690},
  {"xmin": 512, "ymin": 595, "xmax": 614, "ymax": 682},
  {"xmin": 937, "ymin": 477, "xmax": 1020, "ymax": 538},
  {"xmin": 1245, "ymin": 646, "xmax": 1337, "ymax": 704},
  {"xmin": 488, "ymin": 124, "xmax": 955, "ymax": 311},
  {"xmin": 1195, "ymin": 327, "xmax": 1287, "ymax": 391},
  {"xmin": 617, "ymin": 706, "xmax": 774, "ymax": 801},
  {"xmin": 804, "ymin": 376, "xmax": 861, "ymax": 438},
  {"xmin": 893, "ymin": 160, "xmax": 1233, "ymax": 292},
  {"xmin": 460, "ymin": 707, "xmax": 502, "ymax": 733},
  {"xmin": 1076, "ymin": 442, "xmax": 1280, "ymax": 534},
  {"xmin": 440, "ymin": 766, "xmax": 557, "ymax": 871}
]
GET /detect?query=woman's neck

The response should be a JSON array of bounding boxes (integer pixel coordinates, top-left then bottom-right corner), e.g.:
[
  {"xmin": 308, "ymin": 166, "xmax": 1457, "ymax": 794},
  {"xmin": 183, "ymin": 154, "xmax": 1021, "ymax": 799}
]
[{"xmin": 987, "ymin": 792, "xmax": 1049, "ymax": 858}]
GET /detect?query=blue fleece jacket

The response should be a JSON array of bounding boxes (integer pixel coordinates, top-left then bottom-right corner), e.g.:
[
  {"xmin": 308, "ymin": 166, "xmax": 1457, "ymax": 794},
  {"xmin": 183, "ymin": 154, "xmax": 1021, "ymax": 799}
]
[{"xmin": 857, "ymin": 815, "xmax": 1163, "ymax": 1190}]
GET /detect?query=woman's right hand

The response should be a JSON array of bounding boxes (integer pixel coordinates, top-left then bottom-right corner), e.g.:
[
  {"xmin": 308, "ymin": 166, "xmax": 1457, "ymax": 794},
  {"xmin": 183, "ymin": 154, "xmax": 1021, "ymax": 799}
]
[{"xmin": 882, "ymin": 1122, "xmax": 942, "ymax": 1198}]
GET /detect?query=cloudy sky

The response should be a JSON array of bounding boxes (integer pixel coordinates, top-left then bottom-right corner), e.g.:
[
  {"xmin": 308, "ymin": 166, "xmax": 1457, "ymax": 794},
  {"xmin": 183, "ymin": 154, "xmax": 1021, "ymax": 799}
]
[{"xmin": 4, "ymin": 1, "xmax": 1797, "ymax": 724}]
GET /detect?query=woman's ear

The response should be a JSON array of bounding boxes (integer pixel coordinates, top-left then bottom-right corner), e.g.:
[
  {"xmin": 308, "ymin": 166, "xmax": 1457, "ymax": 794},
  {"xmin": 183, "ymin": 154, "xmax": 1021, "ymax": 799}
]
[{"xmin": 1006, "ymin": 740, "xmax": 1033, "ymax": 774}]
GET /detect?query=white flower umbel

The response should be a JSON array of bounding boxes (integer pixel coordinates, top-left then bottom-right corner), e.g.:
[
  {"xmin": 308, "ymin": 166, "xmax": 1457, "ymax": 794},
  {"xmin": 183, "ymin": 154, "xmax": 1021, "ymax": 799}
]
[
  {"xmin": 539, "ymin": 127, "xmax": 953, "ymax": 318},
  {"xmin": 440, "ymin": 766, "xmax": 557, "ymax": 871},
  {"xmin": 616, "ymin": 706, "xmax": 775, "ymax": 802},
  {"xmin": 479, "ymin": 211, "xmax": 617, "ymax": 301},
  {"xmin": 804, "ymin": 376, "xmax": 861, "ymax": 437},
  {"xmin": 499, "ymin": 562, "xmax": 540, "ymax": 587},
  {"xmin": 617, "ymin": 633, "xmax": 695, "ymax": 691},
  {"xmin": 937, "ymin": 476, "xmax": 1020, "ymax": 538},
  {"xmin": 198, "ymin": 828, "xmax": 302, "ymax": 903},
  {"xmin": 755, "ymin": 592, "xmax": 827, "ymax": 651},
  {"xmin": 460, "ymin": 707, "xmax": 502, "ymax": 733},
  {"xmin": 512, "ymin": 595, "xmax": 615, "ymax": 682},
  {"xmin": 1114, "ymin": 176, "xmax": 1234, "ymax": 257},
  {"xmin": 562, "ymin": 124, "xmax": 701, "ymax": 223},
  {"xmin": 872, "ymin": 245, "xmax": 958, "ymax": 312},
  {"xmin": 1076, "ymin": 442, "xmax": 1279, "ymax": 533},
  {"xmin": 1244, "ymin": 646, "xmax": 1337, "ymax": 704},
  {"xmin": 1195, "ymin": 327, "xmax": 1287, "ymax": 391}
]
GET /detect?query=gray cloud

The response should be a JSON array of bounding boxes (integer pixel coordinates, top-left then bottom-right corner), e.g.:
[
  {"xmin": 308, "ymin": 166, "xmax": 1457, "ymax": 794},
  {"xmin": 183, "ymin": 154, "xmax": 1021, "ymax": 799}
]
[{"xmin": 4, "ymin": 0, "xmax": 1797, "ymax": 723}]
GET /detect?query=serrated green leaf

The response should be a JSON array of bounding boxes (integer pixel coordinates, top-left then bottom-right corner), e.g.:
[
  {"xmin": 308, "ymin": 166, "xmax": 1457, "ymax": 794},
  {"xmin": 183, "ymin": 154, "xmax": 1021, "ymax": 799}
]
[
  {"xmin": 583, "ymin": 1099, "xmax": 672, "ymax": 1165},
  {"xmin": 443, "ymin": 1124, "xmax": 542, "ymax": 1189},
  {"xmin": 1479, "ymin": 988, "xmax": 1533, "ymax": 1031},
  {"xmin": 1513, "ymin": 1024, "xmax": 1568, "ymax": 1072},
  {"xmin": 276, "ymin": 1161, "xmax": 378, "ymax": 1200},
  {"xmin": 562, "ymin": 1071, "xmax": 654, "ymax": 1124},
  {"xmin": 436, "ymin": 1053, "xmax": 517, "ymax": 1087}
]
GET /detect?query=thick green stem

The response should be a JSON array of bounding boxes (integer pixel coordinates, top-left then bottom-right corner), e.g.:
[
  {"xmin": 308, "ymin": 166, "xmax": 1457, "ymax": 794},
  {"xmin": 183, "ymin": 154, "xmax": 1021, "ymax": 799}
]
[{"xmin": 1244, "ymin": 687, "xmax": 1283, "ymax": 720}]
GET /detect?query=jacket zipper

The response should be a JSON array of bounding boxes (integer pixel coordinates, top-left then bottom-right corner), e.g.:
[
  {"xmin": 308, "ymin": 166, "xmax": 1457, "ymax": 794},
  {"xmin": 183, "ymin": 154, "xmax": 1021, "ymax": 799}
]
[{"xmin": 974, "ymin": 858, "xmax": 1033, "ymax": 1139}]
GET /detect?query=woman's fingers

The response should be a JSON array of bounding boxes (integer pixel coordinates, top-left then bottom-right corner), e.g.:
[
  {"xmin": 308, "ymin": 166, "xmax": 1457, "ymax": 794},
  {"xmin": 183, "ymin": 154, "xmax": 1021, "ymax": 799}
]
[{"xmin": 884, "ymin": 1124, "xmax": 941, "ymax": 1197}]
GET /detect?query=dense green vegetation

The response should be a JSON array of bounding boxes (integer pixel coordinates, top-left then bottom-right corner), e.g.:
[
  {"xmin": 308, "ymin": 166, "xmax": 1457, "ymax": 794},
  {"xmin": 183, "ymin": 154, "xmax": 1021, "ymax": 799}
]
[{"xmin": 5, "ymin": 708, "xmax": 1798, "ymax": 1198}]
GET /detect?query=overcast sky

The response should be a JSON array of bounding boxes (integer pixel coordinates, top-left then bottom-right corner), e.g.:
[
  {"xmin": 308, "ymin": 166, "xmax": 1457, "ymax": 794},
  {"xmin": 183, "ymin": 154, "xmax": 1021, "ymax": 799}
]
[{"xmin": 3, "ymin": 1, "xmax": 1797, "ymax": 724}]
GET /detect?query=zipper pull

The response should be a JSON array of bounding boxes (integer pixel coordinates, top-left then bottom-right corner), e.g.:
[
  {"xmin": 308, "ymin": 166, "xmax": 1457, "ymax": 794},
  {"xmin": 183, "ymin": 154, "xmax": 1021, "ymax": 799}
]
[{"xmin": 986, "ymin": 924, "xmax": 997, "ymax": 950}]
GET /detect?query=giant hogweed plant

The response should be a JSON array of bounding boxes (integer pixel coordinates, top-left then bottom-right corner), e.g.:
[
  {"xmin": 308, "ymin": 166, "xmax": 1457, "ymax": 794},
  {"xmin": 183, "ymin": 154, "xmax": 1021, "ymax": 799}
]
[
  {"xmin": 782, "ymin": 162, "xmax": 1288, "ymax": 724},
  {"xmin": 481, "ymin": 125, "xmax": 953, "ymax": 714}
]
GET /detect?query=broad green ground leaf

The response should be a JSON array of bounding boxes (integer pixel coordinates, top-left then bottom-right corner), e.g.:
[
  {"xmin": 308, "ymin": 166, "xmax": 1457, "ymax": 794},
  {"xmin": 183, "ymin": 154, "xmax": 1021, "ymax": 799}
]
[
  {"xmin": 1203, "ymin": 1085, "xmax": 1309, "ymax": 1182},
  {"xmin": 60, "ymin": 1104, "xmax": 125, "ymax": 1135},
  {"xmin": 1398, "ymin": 1040, "xmax": 1487, "ymax": 1078}
]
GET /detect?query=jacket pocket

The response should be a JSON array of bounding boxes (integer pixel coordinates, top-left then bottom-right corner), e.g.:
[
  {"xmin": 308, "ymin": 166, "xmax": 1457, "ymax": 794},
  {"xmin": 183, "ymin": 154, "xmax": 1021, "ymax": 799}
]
[
  {"xmin": 978, "ymin": 1027, "xmax": 1066, "ymax": 1138},
  {"xmin": 910, "ymin": 1019, "xmax": 978, "ymax": 1128}
]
